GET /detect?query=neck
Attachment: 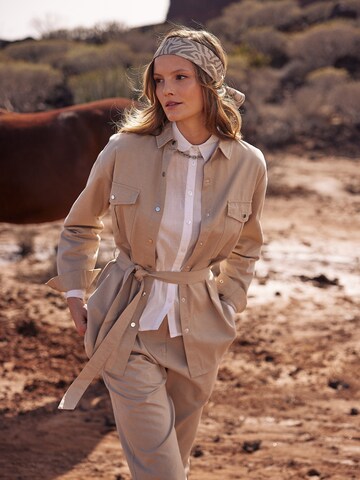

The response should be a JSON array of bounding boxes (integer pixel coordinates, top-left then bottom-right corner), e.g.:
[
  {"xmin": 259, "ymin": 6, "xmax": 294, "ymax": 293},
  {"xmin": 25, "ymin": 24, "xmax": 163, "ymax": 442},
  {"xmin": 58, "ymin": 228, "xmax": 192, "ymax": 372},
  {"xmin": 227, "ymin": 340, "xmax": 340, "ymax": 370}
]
[{"xmin": 176, "ymin": 121, "xmax": 211, "ymax": 145}]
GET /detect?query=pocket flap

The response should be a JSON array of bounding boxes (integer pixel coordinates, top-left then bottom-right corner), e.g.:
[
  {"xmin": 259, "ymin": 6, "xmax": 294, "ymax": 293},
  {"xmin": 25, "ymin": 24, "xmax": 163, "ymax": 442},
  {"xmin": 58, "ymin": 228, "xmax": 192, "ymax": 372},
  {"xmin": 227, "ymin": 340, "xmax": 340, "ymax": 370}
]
[
  {"xmin": 109, "ymin": 182, "xmax": 139, "ymax": 205},
  {"xmin": 227, "ymin": 201, "xmax": 252, "ymax": 222}
]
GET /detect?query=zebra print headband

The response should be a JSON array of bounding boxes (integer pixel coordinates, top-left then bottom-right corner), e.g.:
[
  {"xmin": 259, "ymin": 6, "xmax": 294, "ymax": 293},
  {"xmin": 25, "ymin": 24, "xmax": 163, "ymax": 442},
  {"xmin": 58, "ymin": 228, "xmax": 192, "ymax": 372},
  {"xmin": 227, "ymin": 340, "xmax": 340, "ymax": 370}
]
[
  {"xmin": 153, "ymin": 37, "xmax": 224, "ymax": 83},
  {"xmin": 153, "ymin": 37, "xmax": 245, "ymax": 108}
]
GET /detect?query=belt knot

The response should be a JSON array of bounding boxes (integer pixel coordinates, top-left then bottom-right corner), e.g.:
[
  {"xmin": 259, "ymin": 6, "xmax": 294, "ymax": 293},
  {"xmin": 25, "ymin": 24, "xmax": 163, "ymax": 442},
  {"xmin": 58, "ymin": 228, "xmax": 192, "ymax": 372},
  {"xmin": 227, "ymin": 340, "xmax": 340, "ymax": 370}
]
[{"xmin": 134, "ymin": 265, "xmax": 148, "ymax": 282}]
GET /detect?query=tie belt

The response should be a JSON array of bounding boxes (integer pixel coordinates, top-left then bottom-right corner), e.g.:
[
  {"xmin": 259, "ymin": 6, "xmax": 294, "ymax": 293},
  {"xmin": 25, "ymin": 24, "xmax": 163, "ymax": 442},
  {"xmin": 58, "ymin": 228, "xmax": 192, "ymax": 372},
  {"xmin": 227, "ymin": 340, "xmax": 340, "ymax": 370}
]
[{"xmin": 58, "ymin": 255, "xmax": 212, "ymax": 410}]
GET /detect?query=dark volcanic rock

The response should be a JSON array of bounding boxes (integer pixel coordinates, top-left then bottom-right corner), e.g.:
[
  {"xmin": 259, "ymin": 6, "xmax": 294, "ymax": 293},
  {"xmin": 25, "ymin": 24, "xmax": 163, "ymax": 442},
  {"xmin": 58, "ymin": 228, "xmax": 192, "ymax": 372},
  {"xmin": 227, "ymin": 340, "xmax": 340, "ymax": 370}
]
[{"xmin": 167, "ymin": 0, "xmax": 236, "ymax": 25}]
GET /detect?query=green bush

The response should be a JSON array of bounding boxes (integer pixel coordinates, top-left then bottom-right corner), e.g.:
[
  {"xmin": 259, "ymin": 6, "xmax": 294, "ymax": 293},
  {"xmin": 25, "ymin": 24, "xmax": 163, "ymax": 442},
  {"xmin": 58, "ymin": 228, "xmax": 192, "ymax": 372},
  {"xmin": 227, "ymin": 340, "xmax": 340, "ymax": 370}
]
[
  {"xmin": 0, "ymin": 61, "xmax": 62, "ymax": 111},
  {"xmin": 61, "ymin": 42, "xmax": 135, "ymax": 76},
  {"xmin": 69, "ymin": 67, "xmax": 131, "ymax": 103},
  {"xmin": 4, "ymin": 39, "xmax": 71, "ymax": 64}
]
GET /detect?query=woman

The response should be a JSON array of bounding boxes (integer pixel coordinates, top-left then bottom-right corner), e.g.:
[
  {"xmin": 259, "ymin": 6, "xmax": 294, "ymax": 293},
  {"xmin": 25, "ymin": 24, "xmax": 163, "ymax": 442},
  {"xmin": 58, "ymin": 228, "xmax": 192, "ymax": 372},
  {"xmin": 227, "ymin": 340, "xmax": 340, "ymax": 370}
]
[{"xmin": 47, "ymin": 27, "xmax": 267, "ymax": 480}]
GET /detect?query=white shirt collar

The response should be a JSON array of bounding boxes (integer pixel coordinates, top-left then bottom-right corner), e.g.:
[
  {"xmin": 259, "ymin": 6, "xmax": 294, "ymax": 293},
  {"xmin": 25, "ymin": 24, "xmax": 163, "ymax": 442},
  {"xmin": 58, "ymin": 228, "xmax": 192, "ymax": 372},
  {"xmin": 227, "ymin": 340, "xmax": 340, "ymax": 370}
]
[{"xmin": 172, "ymin": 122, "xmax": 219, "ymax": 162}]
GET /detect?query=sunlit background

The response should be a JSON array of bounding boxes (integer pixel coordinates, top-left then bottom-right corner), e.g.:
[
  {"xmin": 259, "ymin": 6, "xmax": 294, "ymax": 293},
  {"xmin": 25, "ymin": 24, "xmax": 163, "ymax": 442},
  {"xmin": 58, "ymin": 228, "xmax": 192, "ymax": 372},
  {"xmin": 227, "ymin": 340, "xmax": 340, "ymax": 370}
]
[{"xmin": 0, "ymin": 0, "xmax": 170, "ymax": 40}]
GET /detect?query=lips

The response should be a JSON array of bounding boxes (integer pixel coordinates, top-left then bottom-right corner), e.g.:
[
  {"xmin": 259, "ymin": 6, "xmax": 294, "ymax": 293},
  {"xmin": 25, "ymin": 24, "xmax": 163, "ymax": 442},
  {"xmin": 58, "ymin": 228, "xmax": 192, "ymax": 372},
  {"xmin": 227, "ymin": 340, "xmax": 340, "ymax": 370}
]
[{"xmin": 165, "ymin": 101, "xmax": 181, "ymax": 107}]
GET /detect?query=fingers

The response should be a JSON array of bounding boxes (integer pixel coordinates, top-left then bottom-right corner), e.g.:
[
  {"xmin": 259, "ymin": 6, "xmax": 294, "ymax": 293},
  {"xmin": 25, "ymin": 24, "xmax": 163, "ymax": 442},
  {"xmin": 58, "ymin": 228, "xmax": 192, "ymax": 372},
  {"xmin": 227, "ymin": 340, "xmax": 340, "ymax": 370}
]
[
  {"xmin": 75, "ymin": 315, "xmax": 87, "ymax": 336},
  {"xmin": 66, "ymin": 297, "xmax": 88, "ymax": 336}
]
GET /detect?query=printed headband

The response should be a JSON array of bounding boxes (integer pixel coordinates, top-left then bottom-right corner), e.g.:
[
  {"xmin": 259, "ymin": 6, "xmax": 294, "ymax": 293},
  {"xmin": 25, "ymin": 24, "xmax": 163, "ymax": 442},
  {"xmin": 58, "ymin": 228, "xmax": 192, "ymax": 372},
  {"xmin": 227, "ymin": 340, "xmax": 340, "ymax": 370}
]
[
  {"xmin": 153, "ymin": 36, "xmax": 245, "ymax": 108},
  {"xmin": 153, "ymin": 36, "xmax": 225, "ymax": 83}
]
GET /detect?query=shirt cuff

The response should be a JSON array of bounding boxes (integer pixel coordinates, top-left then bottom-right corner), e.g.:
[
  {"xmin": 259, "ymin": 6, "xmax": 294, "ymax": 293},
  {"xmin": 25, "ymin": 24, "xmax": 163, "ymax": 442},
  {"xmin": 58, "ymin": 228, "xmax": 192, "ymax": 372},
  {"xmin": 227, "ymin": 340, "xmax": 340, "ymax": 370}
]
[{"xmin": 65, "ymin": 289, "xmax": 85, "ymax": 300}]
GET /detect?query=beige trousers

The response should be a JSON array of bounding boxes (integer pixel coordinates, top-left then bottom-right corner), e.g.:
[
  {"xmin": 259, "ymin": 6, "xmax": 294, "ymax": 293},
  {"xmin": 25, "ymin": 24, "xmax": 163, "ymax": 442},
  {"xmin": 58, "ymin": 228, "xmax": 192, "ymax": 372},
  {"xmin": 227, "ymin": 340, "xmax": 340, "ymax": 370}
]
[{"xmin": 102, "ymin": 319, "xmax": 219, "ymax": 480}]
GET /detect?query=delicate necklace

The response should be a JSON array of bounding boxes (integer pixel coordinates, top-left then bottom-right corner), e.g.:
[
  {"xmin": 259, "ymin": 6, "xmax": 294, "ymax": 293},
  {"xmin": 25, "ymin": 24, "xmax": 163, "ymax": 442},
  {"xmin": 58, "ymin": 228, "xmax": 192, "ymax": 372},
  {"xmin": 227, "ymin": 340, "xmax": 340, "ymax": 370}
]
[{"xmin": 176, "ymin": 149, "xmax": 202, "ymax": 160}]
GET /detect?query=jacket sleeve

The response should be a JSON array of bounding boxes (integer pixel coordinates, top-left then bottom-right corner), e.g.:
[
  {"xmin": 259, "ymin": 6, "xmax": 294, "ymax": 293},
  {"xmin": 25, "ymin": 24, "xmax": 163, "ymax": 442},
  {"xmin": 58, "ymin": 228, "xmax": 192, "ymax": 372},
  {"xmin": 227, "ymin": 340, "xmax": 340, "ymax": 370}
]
[
  {"xmin": 215, "ymin": 161, "xmax": 267, "ymax": 313},
  {"xmin": 46, "ymin": 134, "xmax": 118, "ymax": 292}
]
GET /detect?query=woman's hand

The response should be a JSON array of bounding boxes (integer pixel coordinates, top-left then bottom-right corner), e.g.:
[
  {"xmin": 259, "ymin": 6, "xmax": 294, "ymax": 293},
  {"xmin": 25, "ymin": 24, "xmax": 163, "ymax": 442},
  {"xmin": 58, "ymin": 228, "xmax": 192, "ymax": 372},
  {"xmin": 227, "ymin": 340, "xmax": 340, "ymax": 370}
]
[{"xmin": 67, "ymin": 297, "xmax": 88, "ymax": 336}]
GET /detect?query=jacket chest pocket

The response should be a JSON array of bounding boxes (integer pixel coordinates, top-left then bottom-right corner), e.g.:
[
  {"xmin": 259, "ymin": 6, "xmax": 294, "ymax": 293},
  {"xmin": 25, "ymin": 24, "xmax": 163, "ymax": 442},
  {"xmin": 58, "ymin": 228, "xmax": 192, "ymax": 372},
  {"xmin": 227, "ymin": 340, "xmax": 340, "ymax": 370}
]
[
  {"xmin": 227, "ymin": 201, "xmax": 252, "ymax": 224},
  {"xmin": 110, "ymin": 182, "xmax": 140, "ymax": 244},
  {"xmin": 211, "ymin": 201, "xmax": 252, "ymax": 256}
]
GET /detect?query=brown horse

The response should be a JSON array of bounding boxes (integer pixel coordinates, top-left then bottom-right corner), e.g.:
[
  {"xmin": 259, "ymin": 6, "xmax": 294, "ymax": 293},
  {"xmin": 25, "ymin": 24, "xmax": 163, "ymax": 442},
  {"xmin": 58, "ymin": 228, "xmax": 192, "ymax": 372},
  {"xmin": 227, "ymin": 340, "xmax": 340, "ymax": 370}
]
[{"xmin": 0, "ymin": 98, "xmax": 132, "ymax": 223}]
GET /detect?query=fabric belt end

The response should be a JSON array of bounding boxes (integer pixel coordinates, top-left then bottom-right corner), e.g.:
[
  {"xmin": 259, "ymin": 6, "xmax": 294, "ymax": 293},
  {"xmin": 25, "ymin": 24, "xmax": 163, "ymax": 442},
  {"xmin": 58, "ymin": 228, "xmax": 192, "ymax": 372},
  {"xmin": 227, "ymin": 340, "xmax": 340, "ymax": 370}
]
[{"xmin": 58, "ymin": 394, "xmax": 77, "ymax": 410}]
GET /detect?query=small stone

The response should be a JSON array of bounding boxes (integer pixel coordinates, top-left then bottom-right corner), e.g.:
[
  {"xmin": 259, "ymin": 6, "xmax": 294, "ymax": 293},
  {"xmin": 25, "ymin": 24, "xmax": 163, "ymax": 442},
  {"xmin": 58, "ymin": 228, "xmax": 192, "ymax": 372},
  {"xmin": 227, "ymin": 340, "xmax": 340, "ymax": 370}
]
[
  {"xmin": 16, "ymin": 319, "xmax": 39, "ymax": 337},
  {"xmin": 307, "ymin": 468, "xmax": 321, "ymax": 477},
  {"xmin": 265, "ymin": 355, "xmax": 274, "ymax": 362},
  {"xmin": 328, "ymin": 379, "xmax": 350, "ymax": 390},
  {"xmin": 191, "ymin": 445, "xmax": 204, "ymax": 457},
  {"xmin": 242, "ymin": 440, "xmax": 261, "ymax": 453},
  {"xmin": 55, "ymin": 380, "xmax": 66, "ymax": 389},
  {"xmin": 350, "ymin": 407, "xmax": 359, "ymax": 416}
]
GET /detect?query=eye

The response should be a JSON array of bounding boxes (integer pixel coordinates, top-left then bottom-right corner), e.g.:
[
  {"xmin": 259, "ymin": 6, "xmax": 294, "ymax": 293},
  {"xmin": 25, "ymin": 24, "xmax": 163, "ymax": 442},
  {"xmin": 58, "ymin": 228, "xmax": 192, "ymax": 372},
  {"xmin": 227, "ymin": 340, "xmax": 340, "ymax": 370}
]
[
  {"xmin": 154, "ymin": 78, "xmax": 163, "ymax": 84},
  {"xmin": 176, "ymin": 74, "xmax": 187, "ymax": 80}
]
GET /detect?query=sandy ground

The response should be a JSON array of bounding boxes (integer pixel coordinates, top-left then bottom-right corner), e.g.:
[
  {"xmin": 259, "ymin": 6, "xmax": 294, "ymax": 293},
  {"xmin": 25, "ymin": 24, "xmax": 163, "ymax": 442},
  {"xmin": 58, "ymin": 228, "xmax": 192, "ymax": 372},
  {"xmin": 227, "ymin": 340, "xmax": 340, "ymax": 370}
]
[{"xmin": 0, "ymin": 152, "xmax": 359, "ymax": 480}]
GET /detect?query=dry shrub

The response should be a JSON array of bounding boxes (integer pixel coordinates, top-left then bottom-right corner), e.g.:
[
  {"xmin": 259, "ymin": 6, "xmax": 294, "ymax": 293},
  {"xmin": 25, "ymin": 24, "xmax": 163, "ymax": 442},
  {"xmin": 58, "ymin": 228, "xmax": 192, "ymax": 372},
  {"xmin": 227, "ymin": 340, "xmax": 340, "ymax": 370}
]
[
  {"xmin": 69, "ymin": 67, "xmax": 131, "ymax": 103},
  {"xmin": 122, "ymin": 25, "xmax": 168, "ymax": 54},
  {"xmin": 4, "ymin": 39, "xmax": 71, "ymax": 64},
  {"xmin": 0, "ymin": 61, "xmax": 62, "ymax": 111},
  {"xmin": 329, "ymin": 81, "xmax": 360, "ymax": 125},
  {"xmin": 294, "ymin": 85, "xmax": 328, "ymax": 129},
  {"xmin": 292, "ymin": 77, "xmax": 360, "ymax": 141},
  {"xmin": 251, "ymin": 102, "xmax": 296, "ymax": 148},
  {"xmin": 246, "ymin": 67, "xmax": 281, "ymax": 104},
  {"xmin": 288, "ymin": 22, "xmax": 360, "ymax": 70},
  {"xmin": 60, "ymin": 42, "xmax": 135, "ymax": 76},
  {"xmin": 243, "ymin": 27, "xmax": 288, "ymax": 67},
  {"xmin": 301, "ymin": 1, "xmax": 338, "ymax": 25},
  {"xmin": 44, "ymin": 21, "xmax": 128, "ymax": 44},
  {"xmin": 208, "ymin": 0, "xmax": 301, "ymax": 43},
  {"xmin": 226, "ymin": 55, "xmax": 249, "ymax": 93},
  {"xmin": 306, "ymin": 67, "xmax": 350, "ymax": 89}
]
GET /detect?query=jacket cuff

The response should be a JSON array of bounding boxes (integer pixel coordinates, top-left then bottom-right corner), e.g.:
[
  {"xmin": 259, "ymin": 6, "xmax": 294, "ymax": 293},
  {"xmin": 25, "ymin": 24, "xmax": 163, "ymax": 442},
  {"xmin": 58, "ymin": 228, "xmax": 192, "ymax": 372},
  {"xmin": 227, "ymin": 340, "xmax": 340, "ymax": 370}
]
[{"xmin": 46, "ymin": 269, "xmax": 101, "ymax": 292}]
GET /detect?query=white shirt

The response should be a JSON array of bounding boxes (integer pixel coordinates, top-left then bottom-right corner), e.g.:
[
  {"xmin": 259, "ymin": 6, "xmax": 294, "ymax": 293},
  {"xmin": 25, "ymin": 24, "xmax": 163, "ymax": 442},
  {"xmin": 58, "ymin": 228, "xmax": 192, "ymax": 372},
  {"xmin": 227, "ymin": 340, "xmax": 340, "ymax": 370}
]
[
  {"xmin": 67, "ymin": 122, "xmax": 220, "ymax": 337},
  {"xmin": 138, "ymin": 123, "xmax": 219, "ymax": 337}
]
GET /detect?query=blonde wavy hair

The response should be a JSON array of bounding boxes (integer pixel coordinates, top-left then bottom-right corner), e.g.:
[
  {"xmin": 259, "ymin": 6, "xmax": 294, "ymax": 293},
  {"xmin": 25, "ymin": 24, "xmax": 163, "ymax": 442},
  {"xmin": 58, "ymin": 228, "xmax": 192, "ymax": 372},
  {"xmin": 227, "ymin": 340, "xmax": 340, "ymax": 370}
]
[{"xmin": 120, "ymin": 27, "xmax": 242, "ymax": 140}]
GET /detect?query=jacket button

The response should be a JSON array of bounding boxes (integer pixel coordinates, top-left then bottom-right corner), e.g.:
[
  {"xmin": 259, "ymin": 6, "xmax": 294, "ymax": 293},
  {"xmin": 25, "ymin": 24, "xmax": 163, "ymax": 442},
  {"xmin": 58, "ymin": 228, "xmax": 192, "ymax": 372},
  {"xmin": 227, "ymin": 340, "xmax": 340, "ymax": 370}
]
[
  {"xmin": 111, "ymin": 194, "xmax": 116, "ymax": 200},
  {"xmin": 181, "ymin": 297, "xmax": 186, "ymax": 303},
  {"xmin": 219, "ymin": 279, "xmax": 224, "ymax": 284},
  {"xmin": 184, "ymin": 328, "xmax": 190, "ymax": 334},
  {"xmin": 155, "ymin": 206, "xmax": 161, "ymax": 212},
  {"xmin": 130, "ymin": 322, "xmax": 136, "ymax": 328},
  {"xmin": 147, "ymin": 238, "xmax": 153, "ymax": 244}
]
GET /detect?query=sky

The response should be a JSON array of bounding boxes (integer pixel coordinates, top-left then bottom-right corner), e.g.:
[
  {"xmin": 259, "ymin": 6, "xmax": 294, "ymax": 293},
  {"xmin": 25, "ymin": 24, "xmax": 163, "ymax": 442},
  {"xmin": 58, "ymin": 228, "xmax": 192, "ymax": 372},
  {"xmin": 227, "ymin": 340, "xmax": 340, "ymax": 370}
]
[{"xmin": 0, "ymin": 0, "xmax": 170, "ymax": 41}]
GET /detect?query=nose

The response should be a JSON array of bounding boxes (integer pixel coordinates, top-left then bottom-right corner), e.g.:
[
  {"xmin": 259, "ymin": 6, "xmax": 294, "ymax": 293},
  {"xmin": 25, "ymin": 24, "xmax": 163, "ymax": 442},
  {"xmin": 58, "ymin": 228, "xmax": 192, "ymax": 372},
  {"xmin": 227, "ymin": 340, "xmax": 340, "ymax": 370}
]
[{"xmin": 163, "ymin": 80, "xmax": 174, "ymax": 96}]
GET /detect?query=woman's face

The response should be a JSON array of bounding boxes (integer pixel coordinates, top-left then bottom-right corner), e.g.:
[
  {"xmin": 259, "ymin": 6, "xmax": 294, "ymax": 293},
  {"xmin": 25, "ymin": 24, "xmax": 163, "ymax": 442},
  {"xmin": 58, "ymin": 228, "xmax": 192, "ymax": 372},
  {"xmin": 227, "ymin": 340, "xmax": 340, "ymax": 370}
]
[{"xmin": 153, "ymin": 55, "xmax": 205, "ymax": 131}]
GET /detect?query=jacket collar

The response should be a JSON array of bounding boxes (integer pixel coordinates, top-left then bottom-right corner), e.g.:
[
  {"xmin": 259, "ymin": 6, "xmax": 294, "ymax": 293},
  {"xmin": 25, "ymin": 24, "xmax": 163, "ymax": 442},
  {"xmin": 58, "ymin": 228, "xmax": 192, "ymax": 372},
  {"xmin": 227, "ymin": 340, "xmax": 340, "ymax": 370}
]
[{"xmin": 156, "ymin": 122, "xmax": 234, "ymax": 160}]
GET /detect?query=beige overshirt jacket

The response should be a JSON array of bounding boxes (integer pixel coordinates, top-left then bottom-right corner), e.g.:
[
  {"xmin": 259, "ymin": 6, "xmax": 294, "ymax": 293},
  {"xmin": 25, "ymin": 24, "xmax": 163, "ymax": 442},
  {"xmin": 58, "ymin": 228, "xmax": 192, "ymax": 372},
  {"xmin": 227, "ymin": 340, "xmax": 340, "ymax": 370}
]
[{"xmin": 47, "ymin": 122, "xmax": 267, "ymax": 409}]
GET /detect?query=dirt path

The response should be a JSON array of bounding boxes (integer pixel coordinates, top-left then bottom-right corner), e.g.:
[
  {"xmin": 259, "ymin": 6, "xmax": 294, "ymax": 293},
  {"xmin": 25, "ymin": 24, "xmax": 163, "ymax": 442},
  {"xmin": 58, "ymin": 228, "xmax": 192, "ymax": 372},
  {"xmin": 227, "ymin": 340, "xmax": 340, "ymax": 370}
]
[{"xmin": 0, "ymin": 153, "xmax": 359, "ymax": 480}]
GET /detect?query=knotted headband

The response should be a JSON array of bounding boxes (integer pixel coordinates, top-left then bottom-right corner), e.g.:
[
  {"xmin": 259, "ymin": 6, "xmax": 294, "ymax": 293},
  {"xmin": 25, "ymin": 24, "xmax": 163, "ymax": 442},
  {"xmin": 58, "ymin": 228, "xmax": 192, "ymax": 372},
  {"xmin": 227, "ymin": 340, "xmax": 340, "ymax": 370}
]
[{"xmin": 153, "ymin": 36, "xmax": 245, "ymax": 108}]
